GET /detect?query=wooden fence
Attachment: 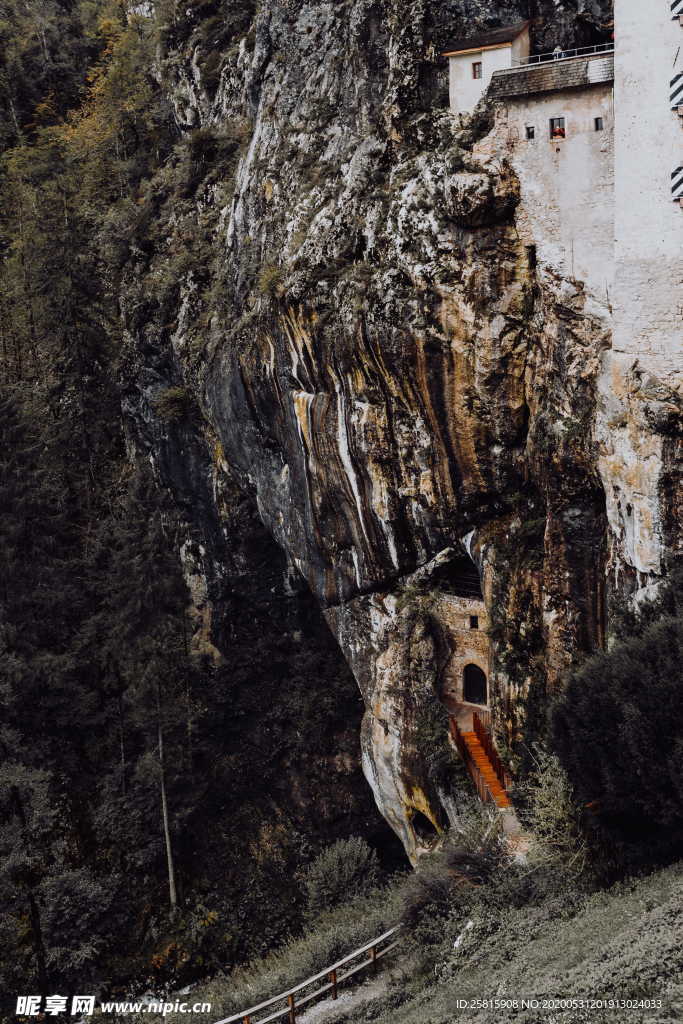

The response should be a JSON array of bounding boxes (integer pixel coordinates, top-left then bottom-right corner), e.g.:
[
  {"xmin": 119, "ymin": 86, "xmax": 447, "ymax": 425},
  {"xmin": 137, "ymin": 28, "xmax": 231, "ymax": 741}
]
[{"xmin": 216, "ymin": 925, "xmax": 401, "ymax": 1024}]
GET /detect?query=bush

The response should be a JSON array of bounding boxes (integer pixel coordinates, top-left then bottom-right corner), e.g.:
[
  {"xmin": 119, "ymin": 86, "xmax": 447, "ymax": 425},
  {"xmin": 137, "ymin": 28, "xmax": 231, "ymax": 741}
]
[
  {"xmin": 552, "ymin": 603, "xmax": 683, "ymax": 865},
  {"xmin": 256, "ymin": 262, "xmax": 284, "ymax": 297},
  {"xmin": 301, "ymin": 837, "xmax": 381, "ymax": 921},
  {"xmin": 152, "ymin": 386, "xmax": 197, "ymax": 423},
  {"xmin": 400, "ymin": 802, "xmax": 509, "ymax": 946},
  {"xmin": 516, "ymin": 746, "xmax": 588, "ymax": 880}
]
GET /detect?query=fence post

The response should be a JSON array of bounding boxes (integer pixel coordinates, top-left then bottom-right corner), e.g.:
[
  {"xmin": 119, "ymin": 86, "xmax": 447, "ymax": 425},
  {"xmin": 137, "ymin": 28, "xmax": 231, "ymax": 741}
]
[
  {"xmin": 288, "ymin": 994, "xmax": 296, "ymax": 1024},
  {"xmin": 370, "ymin": 945, "xmax": 377, "ymax": 974},
  {"xmin": 329, "ymin": 969, "xmax": 338, "ymax": 999}
]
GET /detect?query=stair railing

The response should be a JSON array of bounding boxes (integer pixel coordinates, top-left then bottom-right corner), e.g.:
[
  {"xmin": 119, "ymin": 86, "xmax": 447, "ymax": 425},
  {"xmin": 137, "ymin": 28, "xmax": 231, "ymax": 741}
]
[
  {"xmin": 449, "ymin": 718, "xmax": 493, "ymax": 805},
  {"xmin": 472, "ymin": 712, "xmax": 511, "ymax": 792},
  {"xmin": 216, "ymin": 925, "xmax": 401, "ymax": 1024}
]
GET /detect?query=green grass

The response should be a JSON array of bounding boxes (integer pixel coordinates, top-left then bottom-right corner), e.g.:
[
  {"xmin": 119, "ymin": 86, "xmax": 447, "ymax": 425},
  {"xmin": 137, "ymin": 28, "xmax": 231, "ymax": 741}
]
[
  {"xmin": 111, "ymin": 856, "xmax": 683, "ymax": 1024},
  {"xmin": 344, "ymin": 860, "xmax": 683, "ymax": 1024},
  {"xmin": 123, "ymin": 885, "xmax": 404, "ymax": 1024}
]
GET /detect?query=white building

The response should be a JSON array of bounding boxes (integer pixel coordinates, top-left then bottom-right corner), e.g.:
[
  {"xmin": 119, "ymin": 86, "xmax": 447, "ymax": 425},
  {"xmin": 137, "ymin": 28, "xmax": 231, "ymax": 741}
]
[
  {"xmin": 451, "ymin": 3, "xmax": 682, "ymax": 586},
  {"xmin": 613, "ymin": 0, "xmax": 682, "ymax": 384},
  {"xmin": 443, "ymin": 21, "xmax": 530, "ymax": 116},
  {"xmin": 485, "ymin": 50, "xmax": 615, "ymax": 303}
]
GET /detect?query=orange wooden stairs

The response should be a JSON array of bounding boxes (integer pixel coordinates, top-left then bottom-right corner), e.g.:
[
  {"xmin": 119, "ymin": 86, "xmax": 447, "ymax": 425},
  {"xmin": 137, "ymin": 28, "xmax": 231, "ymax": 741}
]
[
  {"xmin": 449, "ymin": 714, "xmax": 512, "ymax": 809},
  {"xmin": 460, "ymin": 729, "xmax": 511, "ymax": 808}
]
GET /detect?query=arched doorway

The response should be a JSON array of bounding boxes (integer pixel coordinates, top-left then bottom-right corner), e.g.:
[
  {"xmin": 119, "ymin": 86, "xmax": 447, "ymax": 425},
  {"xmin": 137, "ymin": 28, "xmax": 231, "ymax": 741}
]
[{"xmin": 463, "ymin": 663, "xmax": 487, "ymax": 705}]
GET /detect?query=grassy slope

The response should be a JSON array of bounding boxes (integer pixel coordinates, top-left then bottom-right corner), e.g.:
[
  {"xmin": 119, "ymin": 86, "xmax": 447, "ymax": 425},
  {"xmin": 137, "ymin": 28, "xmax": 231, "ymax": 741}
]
[
  {"xmin": 361, "ymin": 861, "xmax": 683, "ymax": 1024},
  {"xmin": 130, "ymin": 860, "xmax": 683, "ymax": 1024}
]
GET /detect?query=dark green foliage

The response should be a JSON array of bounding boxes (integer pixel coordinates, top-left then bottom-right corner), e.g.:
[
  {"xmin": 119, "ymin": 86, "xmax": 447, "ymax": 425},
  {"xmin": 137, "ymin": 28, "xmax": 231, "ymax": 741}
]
[
  {"xmin": 0, "ymin": 4, "xmax": 395, "ymax": 1008},
  {"xmin": 256, "ymin": 262, "xmax": 284, "ymax": 296},
  {"xmin": 153, "ymin": 386, "xmax": 198, "ymax": 423},
  {"xmin": 552, "ymin": 578, "xmax": 683, "ymax": 867},
  {"xmin": 0, "ymin": 0, "xmax": 99, "ymax": 151},
  {"xmin": 399, "ymin": 804, "xmax": 510, "ymax": 962},
  {"xmin": 302, "ymin": 838, "xmax": 381, "ymax": 921},
  {"xmin": 411, "ymin": 692, "xmax": 469, "ymax": 816}
]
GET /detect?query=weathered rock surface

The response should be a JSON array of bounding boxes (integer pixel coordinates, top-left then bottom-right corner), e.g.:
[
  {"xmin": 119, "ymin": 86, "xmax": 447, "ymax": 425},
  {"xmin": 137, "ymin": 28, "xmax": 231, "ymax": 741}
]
[{"xmin": 121, "ymin": 0, "xmax": 681, "ymax": 860}]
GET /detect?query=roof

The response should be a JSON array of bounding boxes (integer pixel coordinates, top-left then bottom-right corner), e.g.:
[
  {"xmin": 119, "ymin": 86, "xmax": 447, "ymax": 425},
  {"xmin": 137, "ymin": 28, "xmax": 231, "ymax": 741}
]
[
  {"xmin": 488, "ymin": 53, "xmax": 614, "ymax": 99},
  {"xmin": 442, "ymin": 21, "xmax": 530, "ymax": 57}
]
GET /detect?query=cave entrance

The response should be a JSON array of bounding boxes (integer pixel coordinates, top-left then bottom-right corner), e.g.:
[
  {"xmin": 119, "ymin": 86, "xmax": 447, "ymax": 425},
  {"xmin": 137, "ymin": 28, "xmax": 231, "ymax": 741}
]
[
  {"xmin": 463, "ymin": 663, "xmax": 487, "ymax": 706},
  {"xmin": 411, "ymin": 810, "xmax": 439, "ymax": 844}
]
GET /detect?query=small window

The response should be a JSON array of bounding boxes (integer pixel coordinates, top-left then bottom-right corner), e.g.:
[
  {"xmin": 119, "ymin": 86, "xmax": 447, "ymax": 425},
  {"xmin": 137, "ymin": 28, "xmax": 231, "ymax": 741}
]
[
  {"xmin": 549, "ymin": 117, "xmax": 566, "ymax": 139},
  {"xmin": 472, "ymin": 61, "xmax": 483, "ymax": 80},
  {"xmin": 594, "ymin": 116, "xmax": 604, "ymax": 131},
  {"xmin": 525, "ymin": 125, "xmax": 535, "ymax": 140},
  {"xmin": 469, "ymin": 615, "xmax": 479, "ymax": 630}
]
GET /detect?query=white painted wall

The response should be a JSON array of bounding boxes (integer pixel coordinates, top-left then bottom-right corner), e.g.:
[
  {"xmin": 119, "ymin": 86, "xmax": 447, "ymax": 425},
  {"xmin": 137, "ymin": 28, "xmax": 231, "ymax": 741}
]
[
  {"xmin": 448, "ymin": 28, "xmax": 530, "ymax": 116},
  {"xmin": 593, "ymin": 0, "xmax": 683, "ymax": 582},
  {"xmin": 476, "ymin": 79, "xmax": 614, "ymax": 304},
  {"xmin": 613, "ymin": 0, "xmax": 683, "ymax": 383}
]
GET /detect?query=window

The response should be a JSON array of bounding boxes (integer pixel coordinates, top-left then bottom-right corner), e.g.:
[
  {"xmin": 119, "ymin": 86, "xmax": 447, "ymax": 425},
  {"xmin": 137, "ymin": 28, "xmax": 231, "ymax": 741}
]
[
  {"xmin": 469, "ymin": 615, "xmax": 479, "ymax": 630},
  {"xmin": 594, "ymin": 116, "xmax": 604, "ymax": 131},
  {"xmin": 472, "ymin": 61, "xmax": 483, "ymax": 79},
  {"xmin": 549, "ymin": 117, "xmax": 566, "ymax": 139},
  {"xmin": 525, "ymin": 125, "xmax": 535, "ymax": 140}
]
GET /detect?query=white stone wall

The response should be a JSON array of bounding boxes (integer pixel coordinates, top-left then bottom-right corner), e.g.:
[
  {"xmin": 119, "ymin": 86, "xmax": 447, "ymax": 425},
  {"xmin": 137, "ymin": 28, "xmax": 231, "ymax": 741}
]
[
  {"xmin": 613, "ymin": 0, "xmax": 683, "ymax": 384},
  {"xmin": 472, "ymin": 19, "xmax": 680, "ymax": 587},
  {"xmin": 596, "ymin": 0, "xmax": 683, "ymax": 583},
  {"xmin": 482, "ymin": 82, "xmax": 614, "ymax": 303},
  {"xmin": 448, "ymin": 28, "xmax": 530, "ymax": 116}
]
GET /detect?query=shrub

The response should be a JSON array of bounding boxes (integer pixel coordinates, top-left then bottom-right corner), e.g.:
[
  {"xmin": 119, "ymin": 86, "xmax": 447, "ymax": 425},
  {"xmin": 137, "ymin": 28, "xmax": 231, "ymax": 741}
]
[
  {"xmin": 301, "ymin": 837, "xmax": 381, "ymax": 921},
  {"xmin": 152, "ymin": 386, "xmax": 197, "ymax": 423},
  {"xmin": 516, "ymin": 746, "xmax": 588, "ymax": 879},
  {"xmin": 401, "ymin": 803, "xmax": 509, "ymax": 946},
  {"xmin": 552, "ymin": 601, "xmax": 683, "ymax": 865},
  {"xmin": 256, "ymin": 263, "xmax": 283, "ymax": 296}
]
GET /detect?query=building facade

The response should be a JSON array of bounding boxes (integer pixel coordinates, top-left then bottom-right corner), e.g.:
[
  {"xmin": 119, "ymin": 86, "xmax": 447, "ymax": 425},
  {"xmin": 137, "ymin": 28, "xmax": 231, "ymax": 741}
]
[
  {"xmin": 443, "ymin": 21, "xmax": 530, "ymax": 116},
  {"xmin": 447, "ymin": 2, "xmax": 682, "ymax": 587},
  {"xmin": 485, "ymin": 52, "xmax": 615, "ymax": 305}
]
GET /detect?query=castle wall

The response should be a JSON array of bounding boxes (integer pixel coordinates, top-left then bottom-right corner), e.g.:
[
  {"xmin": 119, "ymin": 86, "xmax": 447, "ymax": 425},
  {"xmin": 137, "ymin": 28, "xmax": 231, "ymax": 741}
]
[
  {"xmin": 595, "ymin": 0, "xmax": 683, "ymax": 583},
  {"xmin": 432, "ymin": 594, "xmax": 490, "ymax": 708},
  {"xmin": 448, "ymin": 28, "xmax": 531, "ymax": 117},
  {"xmin": 484, "ymin": 82, "xmax": 614, "ymax": 303},
  {"xmin": 613, "ymin": 0, "xmax": 682, "ymax": 383}
]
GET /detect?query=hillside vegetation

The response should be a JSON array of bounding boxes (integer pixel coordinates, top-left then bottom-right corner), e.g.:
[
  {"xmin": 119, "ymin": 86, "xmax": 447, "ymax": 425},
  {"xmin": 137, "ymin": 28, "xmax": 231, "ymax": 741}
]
[
  {"xmin": 139, "ymin": 843, "xmax": 683, "ymax": 1024},
  {"xmin": 0, "ymin": 2, "xmax": 398, "ymax": 1011}
]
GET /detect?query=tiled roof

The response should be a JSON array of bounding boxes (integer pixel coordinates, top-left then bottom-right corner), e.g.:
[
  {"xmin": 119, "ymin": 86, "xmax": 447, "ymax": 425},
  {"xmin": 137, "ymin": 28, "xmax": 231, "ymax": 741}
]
[
  {"xmin": 442, "ymin": 20, "xmax": 529, "ymax": 55},
  {"xmin": 488, "ymin": 54, "xmax": 614, "ymax": 100}
]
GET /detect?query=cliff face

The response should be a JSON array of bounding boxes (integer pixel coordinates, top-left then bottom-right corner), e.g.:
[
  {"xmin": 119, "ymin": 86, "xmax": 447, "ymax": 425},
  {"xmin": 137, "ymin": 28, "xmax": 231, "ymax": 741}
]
[{"xmin": 120, "ymin": 0, "xmax": 681, "ymax": 862}]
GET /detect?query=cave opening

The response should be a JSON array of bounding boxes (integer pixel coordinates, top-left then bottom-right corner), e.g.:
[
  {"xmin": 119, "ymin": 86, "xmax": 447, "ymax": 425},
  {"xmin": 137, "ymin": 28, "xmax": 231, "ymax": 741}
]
[
  {"xmin": 412, "ymin": 810, "xmax": 439, "ymax": 844},
  {"xmin": 429, "ymin": 552, "xmax": 483, "ymax": 599}
]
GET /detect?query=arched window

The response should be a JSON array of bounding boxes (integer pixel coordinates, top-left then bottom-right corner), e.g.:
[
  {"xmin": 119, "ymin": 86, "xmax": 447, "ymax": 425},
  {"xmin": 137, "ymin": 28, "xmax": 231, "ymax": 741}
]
[{"xmin": 463, "ymin": 664, "xmax": 487, "ymax": 705}]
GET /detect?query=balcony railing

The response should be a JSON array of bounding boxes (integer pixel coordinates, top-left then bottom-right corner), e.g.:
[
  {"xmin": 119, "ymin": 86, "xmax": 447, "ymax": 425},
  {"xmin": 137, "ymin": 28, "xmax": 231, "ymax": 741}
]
[{"xmin": 512, "ymin": 43, "xmax": 614, "ymax": 67}]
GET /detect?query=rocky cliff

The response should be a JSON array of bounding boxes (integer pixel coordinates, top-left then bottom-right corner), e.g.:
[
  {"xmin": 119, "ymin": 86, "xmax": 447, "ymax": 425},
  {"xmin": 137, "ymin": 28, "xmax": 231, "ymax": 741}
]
[{"xmin": 121, "ymin": 0, "xmax": 681, "ymax": 862}]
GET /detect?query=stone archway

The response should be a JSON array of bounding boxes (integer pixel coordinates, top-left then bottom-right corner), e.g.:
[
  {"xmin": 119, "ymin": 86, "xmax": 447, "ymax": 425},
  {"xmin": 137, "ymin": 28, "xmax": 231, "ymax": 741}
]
[{"xmin": 463, "ymin": 663, "xmax": 487, "ymax": 705}]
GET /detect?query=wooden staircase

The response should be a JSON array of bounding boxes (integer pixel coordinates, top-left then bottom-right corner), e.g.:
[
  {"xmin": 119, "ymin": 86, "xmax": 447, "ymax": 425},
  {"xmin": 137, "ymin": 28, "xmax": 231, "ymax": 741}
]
[
  {"xmin": 460, "ymin": 730, "xmax": 511, "ymax": 808},
  {"xmin": 449, "ymin": 712, "xmax": 512, "ymax": 809}
]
